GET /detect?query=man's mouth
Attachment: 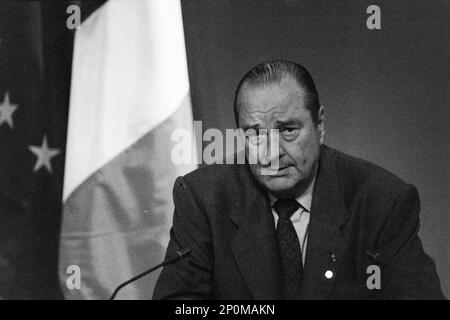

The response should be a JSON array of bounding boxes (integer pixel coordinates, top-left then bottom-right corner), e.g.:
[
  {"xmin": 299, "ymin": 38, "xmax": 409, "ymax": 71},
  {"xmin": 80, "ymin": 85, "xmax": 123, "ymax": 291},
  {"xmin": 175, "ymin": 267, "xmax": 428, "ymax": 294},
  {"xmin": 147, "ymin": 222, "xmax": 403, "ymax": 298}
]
[{"xmin": 260, "ymin": 164, "xmax": 291, "ymax": 176}]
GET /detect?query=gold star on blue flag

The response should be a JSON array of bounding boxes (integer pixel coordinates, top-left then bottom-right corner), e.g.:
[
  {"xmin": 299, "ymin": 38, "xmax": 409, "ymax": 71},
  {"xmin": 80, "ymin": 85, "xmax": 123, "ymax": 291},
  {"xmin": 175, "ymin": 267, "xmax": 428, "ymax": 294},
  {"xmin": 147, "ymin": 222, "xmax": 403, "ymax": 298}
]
[
  {"xmin": 28, "ymin": 135, "xmax": 61, "ymax": 173},
  {"xmin": 0, "ymin": 91, "xmax": 17, "ymax": 129}
]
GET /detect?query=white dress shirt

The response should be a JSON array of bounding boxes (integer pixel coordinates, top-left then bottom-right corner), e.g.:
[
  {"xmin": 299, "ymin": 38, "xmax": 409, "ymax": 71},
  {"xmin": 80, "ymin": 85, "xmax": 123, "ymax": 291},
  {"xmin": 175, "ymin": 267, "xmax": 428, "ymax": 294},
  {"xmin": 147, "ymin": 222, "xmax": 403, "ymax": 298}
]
[{"xmin": 269, "ymin": 175, "xmax": 316, "ymax": 266}]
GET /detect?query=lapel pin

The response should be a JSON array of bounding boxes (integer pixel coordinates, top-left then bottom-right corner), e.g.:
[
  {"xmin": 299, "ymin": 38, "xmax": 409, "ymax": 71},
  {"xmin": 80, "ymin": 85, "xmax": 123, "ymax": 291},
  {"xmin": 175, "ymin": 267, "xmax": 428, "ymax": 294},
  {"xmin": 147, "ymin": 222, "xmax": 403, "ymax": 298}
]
[
  {"xmin": 325, "ymin": 270, "xmax": 334, "ymax": 279},
  {"xmin": 329, "ymin": 251, "xmax": 337, "ymax": 263}
]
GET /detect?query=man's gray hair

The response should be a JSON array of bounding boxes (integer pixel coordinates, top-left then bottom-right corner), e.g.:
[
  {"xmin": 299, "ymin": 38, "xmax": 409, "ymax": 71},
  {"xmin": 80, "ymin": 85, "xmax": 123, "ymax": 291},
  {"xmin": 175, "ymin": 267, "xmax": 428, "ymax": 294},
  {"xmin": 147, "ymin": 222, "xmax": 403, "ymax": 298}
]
[{"xmin": 233, "ymin": 60, "xmax": 320, "ymax": 125}]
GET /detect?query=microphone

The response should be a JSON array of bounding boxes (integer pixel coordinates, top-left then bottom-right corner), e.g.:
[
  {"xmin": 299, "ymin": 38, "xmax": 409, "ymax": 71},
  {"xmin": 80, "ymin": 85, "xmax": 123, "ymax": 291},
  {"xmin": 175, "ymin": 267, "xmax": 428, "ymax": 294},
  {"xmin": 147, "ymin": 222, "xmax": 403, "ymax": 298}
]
[{"xmin": 109, "ymin": 247, "xmax": 192, "ymax": 300}]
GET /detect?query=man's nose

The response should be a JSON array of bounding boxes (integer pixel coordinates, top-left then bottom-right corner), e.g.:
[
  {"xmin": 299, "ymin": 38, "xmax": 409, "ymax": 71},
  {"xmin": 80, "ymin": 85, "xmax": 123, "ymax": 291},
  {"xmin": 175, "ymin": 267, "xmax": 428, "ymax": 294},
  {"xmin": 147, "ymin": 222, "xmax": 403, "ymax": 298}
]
[{"xmin": 259, "ymin": 130, "xmax": 282, "ymax": 167}]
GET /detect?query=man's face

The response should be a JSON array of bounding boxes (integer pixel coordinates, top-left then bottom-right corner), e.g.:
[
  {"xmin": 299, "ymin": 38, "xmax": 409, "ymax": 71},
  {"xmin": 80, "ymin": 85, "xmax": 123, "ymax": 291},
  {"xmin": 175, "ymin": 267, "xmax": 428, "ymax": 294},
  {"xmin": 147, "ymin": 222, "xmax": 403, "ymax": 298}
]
[{"xmin": 237, "ymin": 76, "xmax": 324, "ymax": 198}]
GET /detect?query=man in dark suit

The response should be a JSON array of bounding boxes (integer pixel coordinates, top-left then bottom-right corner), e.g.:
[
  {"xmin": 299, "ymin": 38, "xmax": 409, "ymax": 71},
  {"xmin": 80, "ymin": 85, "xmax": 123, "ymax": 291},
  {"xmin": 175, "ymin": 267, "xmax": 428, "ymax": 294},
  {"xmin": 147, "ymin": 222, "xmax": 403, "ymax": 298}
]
[{"xmin": 153, "ymin": 60, "xmax": 444, "ymax": 299}]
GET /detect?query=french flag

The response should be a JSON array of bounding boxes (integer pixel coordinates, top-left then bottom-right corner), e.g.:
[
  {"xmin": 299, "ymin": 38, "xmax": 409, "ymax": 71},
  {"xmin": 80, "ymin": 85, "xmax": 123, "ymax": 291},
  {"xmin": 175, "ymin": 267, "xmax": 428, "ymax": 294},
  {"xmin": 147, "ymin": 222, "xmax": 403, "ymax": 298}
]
[{"xmin": 59, "ymin": 0, "xmax": 196, "ymax": 300}]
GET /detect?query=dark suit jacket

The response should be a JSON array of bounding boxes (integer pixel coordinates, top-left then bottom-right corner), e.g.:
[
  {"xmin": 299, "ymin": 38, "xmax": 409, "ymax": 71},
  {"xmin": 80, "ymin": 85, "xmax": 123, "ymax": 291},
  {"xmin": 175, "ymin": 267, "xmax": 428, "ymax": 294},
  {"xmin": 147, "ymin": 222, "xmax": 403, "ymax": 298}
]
[{"xmin": 153, "ymin": 145, "xmax": 444, "ymax": 299}]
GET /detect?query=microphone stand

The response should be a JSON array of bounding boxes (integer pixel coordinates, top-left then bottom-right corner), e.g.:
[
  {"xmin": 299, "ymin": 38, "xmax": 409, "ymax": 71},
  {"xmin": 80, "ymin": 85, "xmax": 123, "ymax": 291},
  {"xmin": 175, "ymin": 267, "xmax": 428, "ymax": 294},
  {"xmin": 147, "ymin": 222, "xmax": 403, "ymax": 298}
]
[{"xmin": 109, "ymin": 248, "xmax": 191, "ymax": 300}]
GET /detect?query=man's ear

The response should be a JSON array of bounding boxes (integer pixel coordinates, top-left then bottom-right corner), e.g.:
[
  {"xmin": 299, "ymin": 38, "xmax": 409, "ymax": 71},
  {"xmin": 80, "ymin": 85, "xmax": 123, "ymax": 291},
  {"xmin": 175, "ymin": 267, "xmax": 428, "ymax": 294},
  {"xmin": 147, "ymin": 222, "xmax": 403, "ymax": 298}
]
[{"xmin": 317, "ymin": 105, "xmax": 325, "ymax": 144}]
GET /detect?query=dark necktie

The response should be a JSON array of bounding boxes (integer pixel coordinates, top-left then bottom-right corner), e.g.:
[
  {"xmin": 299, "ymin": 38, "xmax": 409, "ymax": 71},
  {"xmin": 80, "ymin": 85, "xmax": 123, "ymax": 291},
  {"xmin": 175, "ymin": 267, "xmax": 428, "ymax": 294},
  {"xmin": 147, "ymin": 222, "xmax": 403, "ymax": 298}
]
[{"xmin": 273, "ymin": 199, "xmax": 303, "ymax": 300}]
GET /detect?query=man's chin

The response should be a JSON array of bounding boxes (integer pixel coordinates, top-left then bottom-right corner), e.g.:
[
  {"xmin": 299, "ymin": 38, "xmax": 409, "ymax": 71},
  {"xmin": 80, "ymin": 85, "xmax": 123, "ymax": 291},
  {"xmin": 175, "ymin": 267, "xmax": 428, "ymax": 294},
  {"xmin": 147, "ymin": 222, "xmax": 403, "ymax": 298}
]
[{"xmin": 259, "ymin": 177, "xmax": 298, "ymax": 196}]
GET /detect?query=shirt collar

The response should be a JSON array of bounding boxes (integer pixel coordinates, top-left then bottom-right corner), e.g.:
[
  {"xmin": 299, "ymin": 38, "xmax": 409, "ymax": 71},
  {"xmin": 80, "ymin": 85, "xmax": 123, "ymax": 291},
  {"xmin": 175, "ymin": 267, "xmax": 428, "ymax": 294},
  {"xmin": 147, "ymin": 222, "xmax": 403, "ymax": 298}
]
[{"xmin": 268, "ymin": 173, "xmax": 316, "ymax": 213}]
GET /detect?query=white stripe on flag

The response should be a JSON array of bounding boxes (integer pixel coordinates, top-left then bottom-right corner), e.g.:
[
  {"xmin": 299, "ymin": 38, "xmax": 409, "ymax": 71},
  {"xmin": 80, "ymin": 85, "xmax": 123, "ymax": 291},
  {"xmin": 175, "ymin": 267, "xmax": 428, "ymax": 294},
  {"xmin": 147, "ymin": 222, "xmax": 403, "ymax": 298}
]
[{"xmin": 63, "ymin": 0, "xmax": 191, "ymax": 201}]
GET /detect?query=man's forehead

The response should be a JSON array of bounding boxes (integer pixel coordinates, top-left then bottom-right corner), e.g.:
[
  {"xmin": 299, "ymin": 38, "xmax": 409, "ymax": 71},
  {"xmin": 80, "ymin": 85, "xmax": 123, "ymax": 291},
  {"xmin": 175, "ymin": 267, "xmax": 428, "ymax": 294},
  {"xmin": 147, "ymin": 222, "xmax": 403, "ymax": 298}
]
[
  {"xmin": 238, "ymin": 93, "xmax": 308, "ymax": 123},
  {"xmin": 240, "ymin": 106, "xmax": 291, "ymax": 120},
  {"xmin": 239, "ymin": 106, "xmax": 307, "ymax": 128}
]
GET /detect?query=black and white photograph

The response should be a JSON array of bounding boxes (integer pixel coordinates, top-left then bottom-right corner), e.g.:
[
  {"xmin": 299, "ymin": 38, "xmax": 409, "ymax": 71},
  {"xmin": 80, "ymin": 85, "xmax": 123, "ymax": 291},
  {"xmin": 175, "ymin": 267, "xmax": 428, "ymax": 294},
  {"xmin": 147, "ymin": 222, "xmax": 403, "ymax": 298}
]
[{"xmin": 0, "ymin": 0, "xmax": 448, "ymax": 305}]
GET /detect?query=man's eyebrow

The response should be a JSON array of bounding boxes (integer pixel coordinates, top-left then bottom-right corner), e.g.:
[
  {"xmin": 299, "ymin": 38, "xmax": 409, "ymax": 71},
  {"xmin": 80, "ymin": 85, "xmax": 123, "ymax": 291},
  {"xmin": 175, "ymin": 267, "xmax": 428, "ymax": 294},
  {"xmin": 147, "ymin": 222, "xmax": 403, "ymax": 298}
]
[{"xmin": 274, "ymin": 119, "xmax": 300, "ymax": 126}]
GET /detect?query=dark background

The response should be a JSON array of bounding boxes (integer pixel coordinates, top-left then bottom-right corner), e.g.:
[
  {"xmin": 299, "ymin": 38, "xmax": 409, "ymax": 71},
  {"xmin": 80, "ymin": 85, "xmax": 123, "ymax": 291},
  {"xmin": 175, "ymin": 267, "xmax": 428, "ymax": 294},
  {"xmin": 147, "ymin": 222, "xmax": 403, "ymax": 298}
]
[{"xmin": 181, "ymin": 0, "xmax": 449, "ymax": 297}]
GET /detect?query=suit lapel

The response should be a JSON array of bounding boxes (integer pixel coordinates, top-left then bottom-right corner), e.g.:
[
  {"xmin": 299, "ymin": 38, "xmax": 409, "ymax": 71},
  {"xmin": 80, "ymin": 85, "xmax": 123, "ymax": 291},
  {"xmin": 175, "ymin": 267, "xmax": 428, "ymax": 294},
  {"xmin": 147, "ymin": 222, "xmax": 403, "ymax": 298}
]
[
  {"xmin": 300, "ymin": 146, "xmax": 351, "ymax": 299},
  {"xmin": 230, "ymin": 170, "xmax": 284, "ymax": 299}
]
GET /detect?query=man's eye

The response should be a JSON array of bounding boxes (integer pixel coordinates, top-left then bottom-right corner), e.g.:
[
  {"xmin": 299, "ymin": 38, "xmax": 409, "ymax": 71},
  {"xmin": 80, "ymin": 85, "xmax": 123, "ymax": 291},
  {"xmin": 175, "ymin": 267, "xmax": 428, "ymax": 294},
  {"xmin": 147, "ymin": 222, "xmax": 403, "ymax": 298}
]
[{"xmin": 280, "ymin": 128, "xmax": 296, "ymax": 134}]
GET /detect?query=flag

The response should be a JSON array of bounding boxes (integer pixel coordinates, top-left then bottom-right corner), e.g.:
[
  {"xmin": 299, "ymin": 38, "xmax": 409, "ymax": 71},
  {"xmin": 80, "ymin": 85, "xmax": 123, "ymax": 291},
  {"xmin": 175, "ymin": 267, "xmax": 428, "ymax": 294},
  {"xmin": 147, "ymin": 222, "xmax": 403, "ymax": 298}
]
[
  {"xmin": 0, "ymin": 2, "xmax": 73, "ymax": 299},
  {"xmin": 59, "ymin": 0, "xmax": 197, "ymax": 299}
]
